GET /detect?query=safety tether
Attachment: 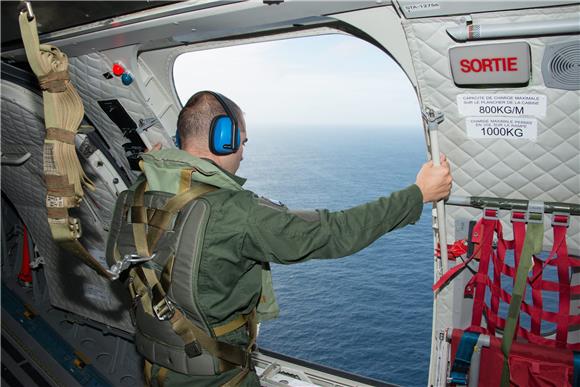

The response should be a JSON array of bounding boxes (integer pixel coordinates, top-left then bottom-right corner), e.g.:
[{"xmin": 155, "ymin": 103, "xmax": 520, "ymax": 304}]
[{"xmin": 18, "ymin": 10, "xmax": 109, "ymax": 277}]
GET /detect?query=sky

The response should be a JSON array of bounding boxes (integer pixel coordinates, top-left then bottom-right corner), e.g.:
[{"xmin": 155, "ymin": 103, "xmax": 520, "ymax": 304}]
[{"xmin": 173, "ymin": 33, "xmax": 422, "ymax": 132}]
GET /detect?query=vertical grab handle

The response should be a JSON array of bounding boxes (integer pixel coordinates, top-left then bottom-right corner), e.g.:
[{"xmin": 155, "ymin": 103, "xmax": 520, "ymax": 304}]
[{"xmin": 423, "ymin": 108, "xmax": 449, "ymax": 275}]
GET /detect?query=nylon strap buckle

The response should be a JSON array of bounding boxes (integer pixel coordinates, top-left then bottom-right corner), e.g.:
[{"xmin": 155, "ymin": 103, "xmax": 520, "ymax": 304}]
[
  {"xmin": 107, "ymin": 253, "xmax": 156, "ymax": 280},
  {"xmin": 510, "ymin": 210, "xmax": 527, "ymax": 223},
  {"xmin": 526, "ymin": 200, "xmax": 544, "ymax": 224},
  {"xmin": 552, "ymin": 212, "xmax": 570, "ymax": 228},
  {"xmin": 151, "ymin": 286, "xmax": 175, "ymax": 321}
]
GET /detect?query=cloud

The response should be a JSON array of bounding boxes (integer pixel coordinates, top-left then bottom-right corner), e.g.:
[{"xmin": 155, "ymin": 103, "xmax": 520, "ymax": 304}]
[{"xmin": 173, "ymin": 34, "xmax": 421, "ymax": 130}]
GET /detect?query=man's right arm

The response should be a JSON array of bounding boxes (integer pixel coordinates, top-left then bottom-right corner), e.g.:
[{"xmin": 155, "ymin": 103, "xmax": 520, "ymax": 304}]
[
  {"xmin": 240, "ymin": 154, "xmax": 451, "ymax": 264},
  {"xmin": 240, "ymin": 184, "xmax": 424, "ymax": 264}
]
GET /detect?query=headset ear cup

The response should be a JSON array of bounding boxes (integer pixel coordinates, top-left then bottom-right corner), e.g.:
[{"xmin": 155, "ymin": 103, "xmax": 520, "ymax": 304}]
[{"xmin": 211, "ymin": 116, "xmax": 234, "ymax": 155}]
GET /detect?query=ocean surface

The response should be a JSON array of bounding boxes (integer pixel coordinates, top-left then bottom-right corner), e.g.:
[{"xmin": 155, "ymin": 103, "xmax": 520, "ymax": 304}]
[{"xmin": 238, "ymin": 127, "xmax": 434, "ymax": 387}]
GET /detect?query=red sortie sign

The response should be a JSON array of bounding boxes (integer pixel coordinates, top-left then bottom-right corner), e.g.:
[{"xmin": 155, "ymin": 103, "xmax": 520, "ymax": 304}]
[{"xmin": 460, "ymin": 57, "xmax": 518, "ymax": 73}]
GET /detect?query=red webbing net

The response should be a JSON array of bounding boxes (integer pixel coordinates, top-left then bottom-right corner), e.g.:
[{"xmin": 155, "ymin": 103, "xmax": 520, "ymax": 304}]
[{"xmin": 434, "ymin": 210, "xmax": 580, "ymax": 350}]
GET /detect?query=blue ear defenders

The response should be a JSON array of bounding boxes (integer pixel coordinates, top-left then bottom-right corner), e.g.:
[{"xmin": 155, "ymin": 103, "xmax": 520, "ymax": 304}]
[{"xmin": 204, "ymin": 91, "xmax": 241, "ymax": 155}]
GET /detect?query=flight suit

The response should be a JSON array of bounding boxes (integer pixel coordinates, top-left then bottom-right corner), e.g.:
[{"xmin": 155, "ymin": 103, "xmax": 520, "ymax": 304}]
[{"xmin": 140, "ymin": 149, "xmax": 424, "ymax": 386}]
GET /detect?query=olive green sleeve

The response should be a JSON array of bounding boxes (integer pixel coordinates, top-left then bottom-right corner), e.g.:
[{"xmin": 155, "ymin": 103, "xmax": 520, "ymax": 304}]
[{"xmin": 241, "ymin": 184, "xmax": 424, "ymax": 264}]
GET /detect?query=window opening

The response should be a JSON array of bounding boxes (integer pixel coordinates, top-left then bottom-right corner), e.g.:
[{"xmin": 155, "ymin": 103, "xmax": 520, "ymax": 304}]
[{"xmin": 173, "ymin": 33, "xmax": 429, "ymax": 386}]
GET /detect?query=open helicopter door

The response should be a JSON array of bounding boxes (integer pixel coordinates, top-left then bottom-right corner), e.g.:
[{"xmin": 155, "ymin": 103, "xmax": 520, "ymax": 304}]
[{"xmin": 392, "ymin": 1, "xmax": 579, "ymax": 386}]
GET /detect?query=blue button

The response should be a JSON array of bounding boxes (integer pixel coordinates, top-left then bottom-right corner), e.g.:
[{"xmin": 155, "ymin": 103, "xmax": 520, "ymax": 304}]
[{"xmin": 121, "ymin": 72, "xmax": 134, "ymax": 86}]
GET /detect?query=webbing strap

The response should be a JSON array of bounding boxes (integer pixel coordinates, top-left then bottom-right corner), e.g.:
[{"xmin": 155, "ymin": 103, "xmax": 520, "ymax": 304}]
[
  {"xmin": 130, "ymin": 181, "xmax": 216, "ymax": 259},
  {"xmin": 554, "ymin": 220, "xmax": 571, "ymax": 347},
  {"xmin": 45, "ymin": 127, "xmax": 76, "ymax": 144},
  {"xmin": 449, "ymin": 331, "xmax": 481, "ymax": 385},
  {"xmin": 144, "ymin": 359, "xmax": 153, "ymax": 386},
  {"xmin": 19, "ymin": 12, "xmax": 108, "ymax": 279},
  {"xmin": 157, "ymin": 366, "xmax": 168, "ymax": 387},
  {"xmin": 213, "ymin": 314, "xmax": 250, "ymax": 337},
  {"xmin": 500, "ymin": 219, "xmax": 544, "ymax": 387},
  {"xmin": 168, "ymin": 309, "xmax": 250, "ymax": 366},
  {"xmin": 471, "ymin": 213, "xmax": 498, "ymax": 328},
  {"xmin": 129, "ymin": 180, "xmax": 256, "ymax": 374}
]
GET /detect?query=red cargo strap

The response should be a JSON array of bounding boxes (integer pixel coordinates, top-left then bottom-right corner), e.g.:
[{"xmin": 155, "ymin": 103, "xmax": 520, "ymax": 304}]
[
  {"xmin": 436, "ymin": 209, "xmax": 579, "ymax": 352},
  {"xmin": 465, "ymin": 210, "xmax": 579, "ymax": 350},
  {"xmin": 471, "ymin": 209, "xmax": 498, "ymax": 329}
]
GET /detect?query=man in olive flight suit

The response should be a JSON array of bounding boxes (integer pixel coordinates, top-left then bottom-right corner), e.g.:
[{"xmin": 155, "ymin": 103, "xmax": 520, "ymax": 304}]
[{"xmin": 144, "ymin": 91, "xmax": 452, "ymax": 386}]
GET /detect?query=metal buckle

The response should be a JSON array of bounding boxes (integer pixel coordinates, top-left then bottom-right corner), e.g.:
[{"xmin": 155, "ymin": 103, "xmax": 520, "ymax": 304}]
[
  {"xmin": 551, "ymin": 212, "xmax": 570, "ymax": 228},
  {"xmin": 526, "ymin": 201, "xmax": 544, "ymax": 224},
  {"xmin": 482, "ymin": 207, "xmax": 499, "ymax": 220},
  {"xmin": 152, "ymin": 297, "xmax": 175, "ymax": 321},
  {"xmin": 510, "ymin": 210, "xmax": 527, "ymax": 223},
  {"xmin": 107, "ymin": 253, "xmax": 156, "ymax": 280}
]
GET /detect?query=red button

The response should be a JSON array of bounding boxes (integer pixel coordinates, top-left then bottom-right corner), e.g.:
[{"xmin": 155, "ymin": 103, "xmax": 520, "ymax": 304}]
[{"xmin": 112, "ymin": 63, "xmax": 125, "ymax": 76}]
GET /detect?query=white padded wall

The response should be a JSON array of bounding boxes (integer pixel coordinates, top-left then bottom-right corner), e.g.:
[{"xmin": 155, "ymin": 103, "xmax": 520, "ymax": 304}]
[{"xmin": 403, "ymin": 5, "xmax": 580, "ymax": 254}]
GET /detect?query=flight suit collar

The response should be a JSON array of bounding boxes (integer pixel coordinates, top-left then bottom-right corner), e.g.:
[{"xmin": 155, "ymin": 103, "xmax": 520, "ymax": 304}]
[
  {"xmin": 201, "ymin": 158, "xmax": 247, "ymax": 187},
  {"xmin": 141, "ymin": 149, "xmax": 246, "ymax": 193}
]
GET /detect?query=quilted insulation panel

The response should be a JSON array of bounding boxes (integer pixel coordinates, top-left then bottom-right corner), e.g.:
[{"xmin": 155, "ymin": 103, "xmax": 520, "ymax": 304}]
[
  {"xmin": 68, "ymin": 52, "xmax": 173, "ymax": 179},
  {"xmin": 403, "ymin": 5, "xmax": 580, "ymax": 255},
  {"xmin": 1, "ymin": 80, "xmax": 133, "ymax": 332}
]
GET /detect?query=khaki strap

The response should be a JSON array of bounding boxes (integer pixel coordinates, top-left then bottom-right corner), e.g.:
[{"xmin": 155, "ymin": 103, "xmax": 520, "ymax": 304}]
[
  {"xmin": 131, "ymin": 181, "xmax": 150, "ymax": 257},
  {"xmin": 147, "ymin": 209, "xmax": 173, "ymax": 230},
  {"xmin": 500, "ymin": 220, "xmax": 544, "ymax": 387},
  {"xmin": 45, "ymin": 174, "xmax": 69, "ymax": 187},
  {"xmin": 157, "ymin": 366, "xmax": 168, "ymax": 387},
  {"xmin": 47, "ymin": 195, "xmax": 79, "ymax": 208},
  {"xmin": 38, "ymin": 70, "xmax": 69, "ymax": 93},
  {"xmin": 146, "ymin": 184, "xmax": 217, "ymax": 252},
  {"xmin": 131, "ymin": 206, "xmax": 149, "ymax": 224},
  {"xmin": 59, "ymin": 237, "xmax": 113, "ymax": 279},
  {"xmin": 179, "ymin": 169, "xmax": 193, "ymax": 193},
  {"xmin": 46, "ymin": 127, "xmax": 75, "ymax": 144},
  {"xmin": 134, "ymin": 264, "xmax": 249, "ymax": 366},
  {"xmin": 221, "ymin": 309, "xmax": 257, "ymax": 387},
  {"xmin": 160, "ymin": 254, "xmax": 175, "ymax": 292},
  {"xmin": 47, "ymin": 207, "xmax": 68, "ymax": 218},
  {"xmin": 144, "ymin": 359, "xmax": 153, "ymax": 386},
  {"xmin": 169, "ymin": 309, "xmax": 248, "ymax": 366},
  {"xmin": 47, "ymin": 186, "xmax": 76, "ymax": 197},
  {"xmin": 213, "ymin": 314, "xmax": 250, "ymax": 337},
  {"xmin": 45, "ymin": 175, "xmax": 76, "ymax": 197}
]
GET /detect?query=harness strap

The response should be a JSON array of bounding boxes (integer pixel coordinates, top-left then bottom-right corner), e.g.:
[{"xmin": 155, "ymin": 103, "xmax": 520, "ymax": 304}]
[
  {"xmin": 129, "ymin": 178, "xmax": 257, "ymax": 385},
  {"xmin": 157, "ymin": 366, "xmax": 168, "ymax": 387},
  {"xmin": 213, "ymin": 314, "xmax": 252, "ymax": 337},
  {"xmin": 129, "ymin": 180, "xmax": 217, "ymax": 259},
  {"xmin": 499, "ymin": 215, "xmax": 544, "ymax": 387},
  {"xmin": 144, "ymin": 359, "xmax": 153, "ymax": 386}
]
